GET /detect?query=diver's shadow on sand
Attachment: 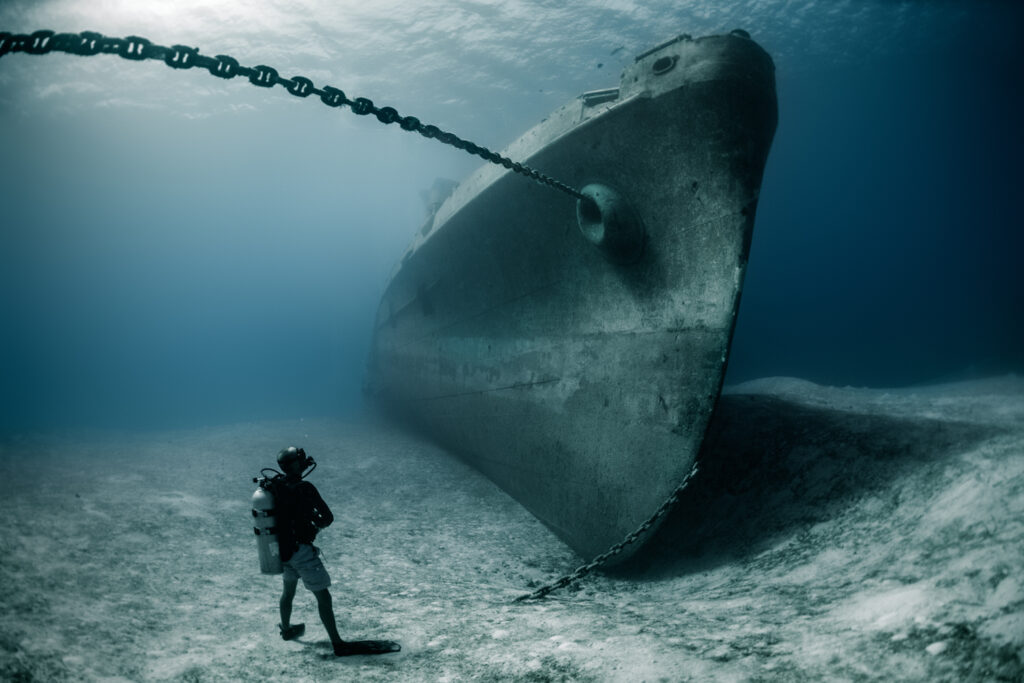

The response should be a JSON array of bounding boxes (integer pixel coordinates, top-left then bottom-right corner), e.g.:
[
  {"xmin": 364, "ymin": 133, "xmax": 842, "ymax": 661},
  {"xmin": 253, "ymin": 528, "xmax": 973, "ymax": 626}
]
[{"xmin": 615, "ymin": 393, "xmax": 1000, "ymax": 578}]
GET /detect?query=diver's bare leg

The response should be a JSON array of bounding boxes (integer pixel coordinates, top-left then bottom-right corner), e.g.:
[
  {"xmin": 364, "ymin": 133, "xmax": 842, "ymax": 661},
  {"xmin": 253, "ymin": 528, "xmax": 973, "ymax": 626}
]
[
  {"xmin": 313, "ymin": 588, "xmax": 343, "ymax": 647},
  {"xmin": 280, "ymin": 576, "xmax": 298, "ymax": 628}
]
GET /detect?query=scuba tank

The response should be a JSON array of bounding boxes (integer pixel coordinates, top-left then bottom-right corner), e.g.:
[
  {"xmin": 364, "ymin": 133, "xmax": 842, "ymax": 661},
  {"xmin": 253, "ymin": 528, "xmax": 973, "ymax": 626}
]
[
  {"xmin": 251, "ymin": 447, "xmax": 317, "ymax": 575},
  {"xmin": 251, "ymin": 476, "xmax": 282, "ymax": 574}
]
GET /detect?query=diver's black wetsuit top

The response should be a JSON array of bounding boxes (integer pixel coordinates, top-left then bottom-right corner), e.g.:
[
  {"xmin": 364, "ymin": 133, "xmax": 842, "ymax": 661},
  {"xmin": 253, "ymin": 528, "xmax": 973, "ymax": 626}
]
[{"xmin": 275, "ymin": 478, "xmax": 333, "ymax": 562}]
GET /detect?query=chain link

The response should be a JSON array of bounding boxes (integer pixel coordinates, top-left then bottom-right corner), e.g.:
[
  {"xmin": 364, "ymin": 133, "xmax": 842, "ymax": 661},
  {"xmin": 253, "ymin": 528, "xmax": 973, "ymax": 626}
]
[
  {"xmin": 0, "ymin": 29, "xmax": 586, "ymax": 202},
  {"xmin": 513, "ymin": 462, "xmax": 699, "ymax": 602}
]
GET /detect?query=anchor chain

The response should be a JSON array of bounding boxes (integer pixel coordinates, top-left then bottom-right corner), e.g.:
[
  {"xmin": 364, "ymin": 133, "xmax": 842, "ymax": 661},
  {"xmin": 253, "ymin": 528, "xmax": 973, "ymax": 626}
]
[
  {"xmin": 513, "ymin": 461, "xmax": 700, "ymax": 602},
  {"xmin": 0, "ymin": 29, "xmax": 586, "ymax": 202}
]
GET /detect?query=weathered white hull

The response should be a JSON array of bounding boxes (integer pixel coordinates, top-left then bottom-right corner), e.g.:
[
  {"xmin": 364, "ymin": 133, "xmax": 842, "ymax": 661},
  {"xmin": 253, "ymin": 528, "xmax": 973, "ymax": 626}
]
[{"xmin": 366, "ymin": 31, "xmax": 777, "ymax": 560}]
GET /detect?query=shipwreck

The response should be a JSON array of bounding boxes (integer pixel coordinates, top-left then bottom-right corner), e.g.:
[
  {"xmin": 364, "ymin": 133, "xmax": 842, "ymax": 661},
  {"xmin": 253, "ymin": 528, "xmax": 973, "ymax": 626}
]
[{"xmin": 365, "ymin": 30, "xmax": 778, "ymax": 561}]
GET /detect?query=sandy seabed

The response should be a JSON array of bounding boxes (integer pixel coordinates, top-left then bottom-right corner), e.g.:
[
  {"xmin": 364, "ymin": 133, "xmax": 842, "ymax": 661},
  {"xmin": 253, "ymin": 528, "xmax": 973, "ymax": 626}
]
[{"xmin": 1, "ymin": 376, "xmax": 1022, "ymax": 682}]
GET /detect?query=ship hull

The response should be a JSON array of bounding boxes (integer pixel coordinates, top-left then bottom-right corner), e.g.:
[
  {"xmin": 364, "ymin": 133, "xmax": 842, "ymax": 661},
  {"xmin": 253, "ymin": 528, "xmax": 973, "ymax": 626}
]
[{"xmin": 366, "ymin": 32, "xmax": 777, "ymax": 560}]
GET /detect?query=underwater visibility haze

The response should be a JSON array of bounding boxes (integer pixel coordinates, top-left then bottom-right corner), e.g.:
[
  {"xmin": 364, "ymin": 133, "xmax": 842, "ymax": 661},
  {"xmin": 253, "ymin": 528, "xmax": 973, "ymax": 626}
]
[
  {"xmin": 0, "ymin": 0, "xmax": 1021, "ymax": 433},
  {"xmin": 2, "ymin": 3, "xmax": 1024, "ymax": 681}
]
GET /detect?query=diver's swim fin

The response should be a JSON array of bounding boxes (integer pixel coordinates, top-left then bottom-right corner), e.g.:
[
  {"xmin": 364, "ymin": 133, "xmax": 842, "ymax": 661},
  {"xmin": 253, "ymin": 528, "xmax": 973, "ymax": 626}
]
[
  {"xmin": 334, "ymin": 640, "xmax": 401, "ymax": 656},
  {"xmin": 279, "ymin": 623, "xmax": 305, "ymax": 641}
]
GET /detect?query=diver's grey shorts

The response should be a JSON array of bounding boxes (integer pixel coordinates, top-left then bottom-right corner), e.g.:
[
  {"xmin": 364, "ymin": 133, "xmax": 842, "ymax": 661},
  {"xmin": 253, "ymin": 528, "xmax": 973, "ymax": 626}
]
[{"xmin": 282, "ymin": 544, "xmax": 331, "ymax": 592}]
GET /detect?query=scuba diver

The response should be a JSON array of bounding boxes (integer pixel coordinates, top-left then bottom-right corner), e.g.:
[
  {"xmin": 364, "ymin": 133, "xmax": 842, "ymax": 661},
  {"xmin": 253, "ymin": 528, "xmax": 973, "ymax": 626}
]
[
  {"xmin": 255, "ymin": 446, "xmax": 400, "ymax": 657},
  {"xmin": 271, "ymin": 446, "xmax": 347, "ymax": 655}
]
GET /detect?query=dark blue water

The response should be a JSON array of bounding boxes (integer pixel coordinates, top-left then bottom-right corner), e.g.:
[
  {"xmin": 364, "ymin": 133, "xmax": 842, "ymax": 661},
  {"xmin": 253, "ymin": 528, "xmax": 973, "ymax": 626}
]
[
  {"xmin": 729, "ymin": 25, "xmax": 1024, "ymax": 387},
  {"xmin": 0, "ymin": 1, "xmax": 1021, "ymax": 433}
]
